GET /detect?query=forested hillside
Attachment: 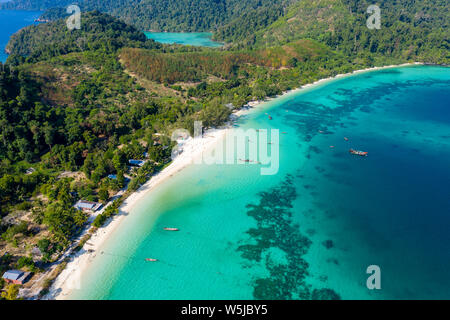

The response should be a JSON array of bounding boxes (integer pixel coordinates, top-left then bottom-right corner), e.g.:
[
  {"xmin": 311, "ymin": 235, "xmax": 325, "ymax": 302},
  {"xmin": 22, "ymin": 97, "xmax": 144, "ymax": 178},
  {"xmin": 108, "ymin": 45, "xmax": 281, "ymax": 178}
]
[
  {"xmin": 6, "ymin": 11, "xmax": 160, "ymax": 62},
  {"xmin": 0, "ymin": 0, "xmax": 448, "ymax": 300},
  {"xmin": 120, "ymin": 39, "xmax": 343, "ymax": 84},
  {"xmin": 0, "ymin": 0, "xmax": 72, "ymax": 10},
  {"xmin": 0, "ymin": 13, "xmax": 196, "ymax": 298},
  {"xmin": 216, "ymin": 0, "xmax": 449, "ymax": 64}
]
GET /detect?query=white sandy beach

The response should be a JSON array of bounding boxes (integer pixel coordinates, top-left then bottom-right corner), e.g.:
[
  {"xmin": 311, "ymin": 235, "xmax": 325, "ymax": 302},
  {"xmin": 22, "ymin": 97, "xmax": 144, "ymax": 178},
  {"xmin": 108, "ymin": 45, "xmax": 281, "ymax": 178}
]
[
  {"xmin": 47, "ymin": 62, "xmax": 421, "ymax": 300},
  {"xmin": 47, "ymin": 125, "xmax": 232, "ymax": 299}
]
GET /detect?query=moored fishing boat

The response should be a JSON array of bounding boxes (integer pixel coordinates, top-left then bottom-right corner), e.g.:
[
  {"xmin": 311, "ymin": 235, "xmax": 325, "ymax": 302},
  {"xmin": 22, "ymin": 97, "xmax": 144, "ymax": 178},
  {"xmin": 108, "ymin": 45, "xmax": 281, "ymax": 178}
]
[
  {"xmin": 145, "ymin": 258, "xmax": 158, "ymax": 262},
  {"xmin": 349, "ymin": 149, "xmax": 368, "ymax": 156}
]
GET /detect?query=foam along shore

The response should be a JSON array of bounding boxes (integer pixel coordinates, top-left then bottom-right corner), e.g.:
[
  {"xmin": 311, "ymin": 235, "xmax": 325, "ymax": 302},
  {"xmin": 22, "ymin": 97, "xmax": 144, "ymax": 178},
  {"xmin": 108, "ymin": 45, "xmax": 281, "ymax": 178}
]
[{"xmin": 47, "ymin": 62, "xmax": 421, "ymax": 300}]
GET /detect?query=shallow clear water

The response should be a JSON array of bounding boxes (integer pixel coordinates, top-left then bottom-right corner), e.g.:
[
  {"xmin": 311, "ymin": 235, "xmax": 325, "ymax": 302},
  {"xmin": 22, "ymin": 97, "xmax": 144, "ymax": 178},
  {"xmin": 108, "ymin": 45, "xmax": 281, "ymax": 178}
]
[
  {"xmin": 144, "ymin": 32, "xmax": 223, "ymax": 47},
  {"xmin": 0, "ymin": 9, "xmax": 42, "ymax": 63},
  {"xmin": 70, "ymin": 65, "xmax": 450, "ymax": 300}
]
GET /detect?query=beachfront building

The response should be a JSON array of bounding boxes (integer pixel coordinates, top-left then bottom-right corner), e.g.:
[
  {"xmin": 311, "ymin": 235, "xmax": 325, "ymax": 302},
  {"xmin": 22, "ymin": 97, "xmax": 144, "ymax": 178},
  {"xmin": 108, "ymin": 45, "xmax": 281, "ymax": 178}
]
[
  {"xmin": 129, "ymin": 159, "xmax": 146, "ymax": 167},
  {"xmin": 2, "ymin": 270, "xmax": 31, "ymax": 285},
  {"xmin": 74, "ymin": 200, "xmax": 102, "ymax": 212}
]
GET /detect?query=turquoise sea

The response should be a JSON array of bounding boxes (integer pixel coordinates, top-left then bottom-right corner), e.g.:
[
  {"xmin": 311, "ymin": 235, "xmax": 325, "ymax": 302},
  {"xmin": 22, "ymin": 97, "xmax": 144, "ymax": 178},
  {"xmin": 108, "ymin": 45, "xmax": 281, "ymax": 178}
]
[
  {"xmin": 0, "ymin": 9, "xmax": 42, "ymax": 63},
  {"xmin": 69, "ymin": 65, "xmax": 450, "ymax": 300},
  {"xmin": 144, "ymin": 32, "xmax": 223, "ymax": 47}
]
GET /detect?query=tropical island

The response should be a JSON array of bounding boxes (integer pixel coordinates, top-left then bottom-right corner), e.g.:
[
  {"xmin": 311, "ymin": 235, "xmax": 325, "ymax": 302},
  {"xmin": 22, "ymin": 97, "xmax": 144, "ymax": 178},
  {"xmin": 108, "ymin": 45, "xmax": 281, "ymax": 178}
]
[{"xmin": 0, "ymin": 0, "xmax": 448, "ymax": 300}]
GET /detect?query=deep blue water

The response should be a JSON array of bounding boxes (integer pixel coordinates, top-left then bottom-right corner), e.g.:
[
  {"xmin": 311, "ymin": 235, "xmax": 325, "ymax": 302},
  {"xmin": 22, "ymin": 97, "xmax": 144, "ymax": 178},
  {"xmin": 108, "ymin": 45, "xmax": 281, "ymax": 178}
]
[
  {"xmin": 0, "ymin": 13, "xmax": 222, "ymax": 63},
  {"xmin": 0, "ymin": 9, "xmax": 42, "ymax": 63}
]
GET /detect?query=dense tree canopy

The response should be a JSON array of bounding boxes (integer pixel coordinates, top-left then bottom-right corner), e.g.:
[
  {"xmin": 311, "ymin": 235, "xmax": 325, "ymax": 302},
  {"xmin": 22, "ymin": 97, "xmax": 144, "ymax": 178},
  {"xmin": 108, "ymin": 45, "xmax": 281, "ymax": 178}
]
[
  {"xmin": 0, "ymin": 0, "xmax": 447, "ymax": 299},
  {"xmin": 6, "ymin": 11, "xmax": 161, "ymax": 61},
  {"xmin": 4, "ymin": 0, "xmax": 448, "ymax": 63},
  {"xmin": 2, "ymin": 0, "xmax": 292, "ymax": 32},
  {"xmin": 216, "ymin": 0, "xmax": 449, "ymax": 64}
]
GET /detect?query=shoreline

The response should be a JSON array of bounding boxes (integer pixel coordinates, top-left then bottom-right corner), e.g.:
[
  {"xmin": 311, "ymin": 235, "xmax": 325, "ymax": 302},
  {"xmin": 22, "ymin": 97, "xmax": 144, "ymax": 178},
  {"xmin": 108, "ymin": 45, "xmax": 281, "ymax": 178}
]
[{"xmin": 47, "ymin": 62, "xmax": 421, "ymax": 300}]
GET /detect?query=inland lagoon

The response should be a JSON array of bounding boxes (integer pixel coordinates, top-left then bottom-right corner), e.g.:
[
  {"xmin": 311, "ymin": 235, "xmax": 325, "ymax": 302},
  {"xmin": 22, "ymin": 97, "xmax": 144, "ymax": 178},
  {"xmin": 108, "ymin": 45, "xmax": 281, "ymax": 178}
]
[
  {"xmin": 144, "ymin": 32, "xmax": 223, "ymax": 47},
  {"xmin": 67, "ymin": 65, "xmax": 450, "ymax": 300}
]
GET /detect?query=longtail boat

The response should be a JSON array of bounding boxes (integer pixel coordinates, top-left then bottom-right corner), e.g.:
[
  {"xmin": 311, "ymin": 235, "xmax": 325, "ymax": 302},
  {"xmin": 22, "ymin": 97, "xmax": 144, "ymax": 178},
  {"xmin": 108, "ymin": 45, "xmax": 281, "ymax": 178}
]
[
  {"xmin": 349, "ymin": 149, "xmax": 368, "ymax": 156},
  {"xmin": 164, "ymin": 227, "xmax": 179, "ymax": 231}
]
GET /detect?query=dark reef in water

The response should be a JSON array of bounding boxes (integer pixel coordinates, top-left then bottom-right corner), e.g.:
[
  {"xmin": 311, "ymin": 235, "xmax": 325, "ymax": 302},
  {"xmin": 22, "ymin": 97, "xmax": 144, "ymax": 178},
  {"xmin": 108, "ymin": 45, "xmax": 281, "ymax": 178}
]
[
  {"xmin": 237, "ymin": 175, "xmax": 341, "ymax": 300},
  {"xmin": 281, "ymin": 78, "xmax": 449, "ymax": 142},
  {"xmin": 322, "ymin": 240, "xmax": 334, "ymax": 249}
]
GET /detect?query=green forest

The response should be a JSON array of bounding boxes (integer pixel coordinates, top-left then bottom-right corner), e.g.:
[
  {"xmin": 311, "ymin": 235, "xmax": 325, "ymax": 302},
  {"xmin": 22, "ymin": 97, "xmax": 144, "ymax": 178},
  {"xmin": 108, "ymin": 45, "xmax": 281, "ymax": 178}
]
[
  {"xmin": 6, "ymin": 11, "xmax": 161, "ymax": 59},
  {"xmin": 2, "ymin": 0, "xmax": 293, "ymax": 32},
  {"xmin": 0, "ymin": 0, "xmax": 448, "ymax": 300}
]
